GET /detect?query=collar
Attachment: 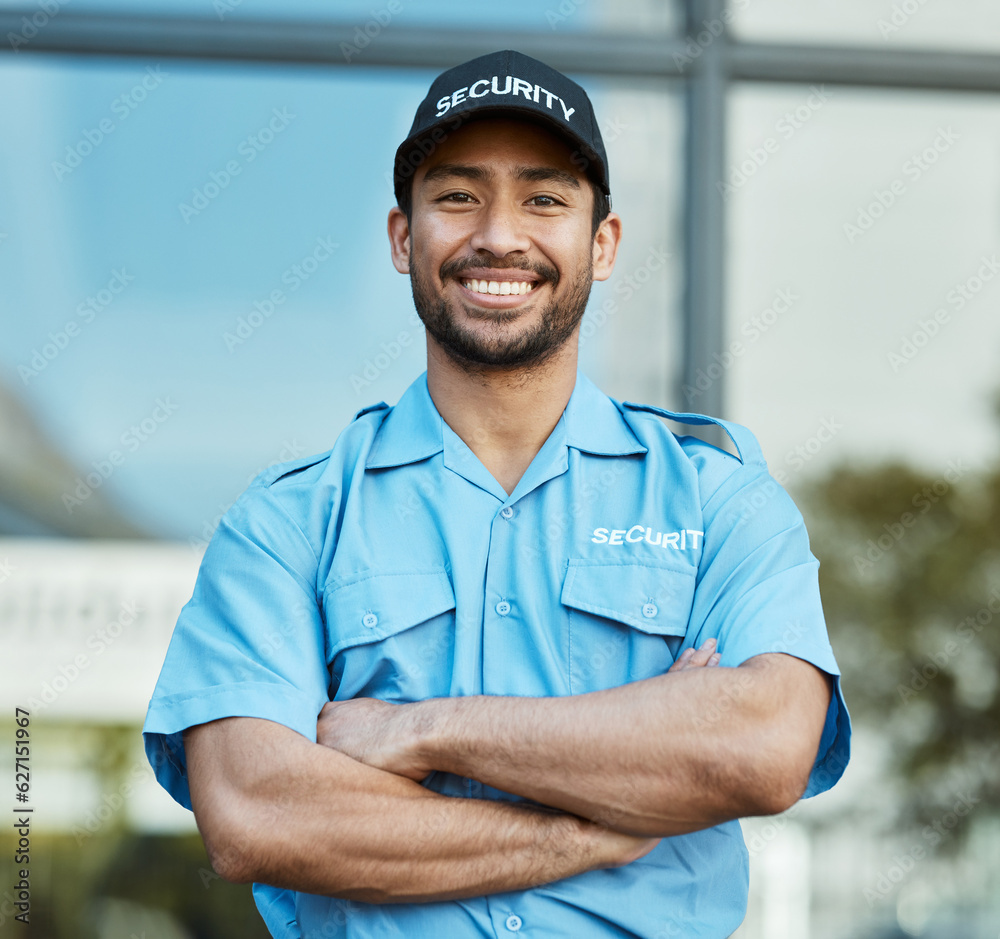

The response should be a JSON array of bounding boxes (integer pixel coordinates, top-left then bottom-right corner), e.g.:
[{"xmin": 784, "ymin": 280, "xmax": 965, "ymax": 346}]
[
  {"xmin": 562, "ymin": 371, "xmax": 647, "ymax": 457},
  {"xmin": 365, "ymin": 373, "xmax": 443, "ymax": 469},
  {"xmin": 365, "ymin": 371, "xmax": 645, "ymax": 471}
]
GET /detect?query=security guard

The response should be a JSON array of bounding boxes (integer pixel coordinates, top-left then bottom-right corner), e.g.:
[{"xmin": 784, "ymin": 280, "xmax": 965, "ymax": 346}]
[{"xmin": 144, "ymin": 50, "xmax": 850, "ymax": 938}]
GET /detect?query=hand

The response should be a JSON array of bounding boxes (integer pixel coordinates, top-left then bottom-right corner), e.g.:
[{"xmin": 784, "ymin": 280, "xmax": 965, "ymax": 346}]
[
  {"xmin": 510, "ymin": 802, "xmax": 661, "ymax": 869},
  {"xmin": 668, "ymin": 637, "xmax": 721, "ymax": 673},
  {"xmin": 584, "ymin": 818, "xmax": 662, "ymax": 868},
  {"xmin": 316, "ymin": 698, "xmax": 431, "ymax": 781},
  {"xmin": 606, "ymin": 830, "xmax": 662, "ymax": 866}
]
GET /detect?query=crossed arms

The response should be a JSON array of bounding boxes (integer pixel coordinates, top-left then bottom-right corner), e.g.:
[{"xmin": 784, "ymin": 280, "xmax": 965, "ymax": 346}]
[{"xmin": 184, "ymin": 639, "xmax": 831, "ymax": 903}]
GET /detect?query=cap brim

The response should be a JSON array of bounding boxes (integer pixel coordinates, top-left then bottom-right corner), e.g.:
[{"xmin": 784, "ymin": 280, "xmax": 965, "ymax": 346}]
[{"xmin": 393, "ymin": 106, "xmax": 609, "ymax": 204}]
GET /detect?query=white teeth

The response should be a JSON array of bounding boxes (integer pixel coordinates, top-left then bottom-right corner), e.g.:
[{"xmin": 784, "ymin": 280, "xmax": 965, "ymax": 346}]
[{"xmin": 463, "ymin": 279, "xmax": 534, "ymax": 296}]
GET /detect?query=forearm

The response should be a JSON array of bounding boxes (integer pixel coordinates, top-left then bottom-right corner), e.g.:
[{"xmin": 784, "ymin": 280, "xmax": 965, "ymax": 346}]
[
  {"xmin": 185, "ymin": 717, "xmax": 650, "ymax": 903},
  {"xmin": 410, "ymin": 655, "xmax": 830, "ymax": 836}
]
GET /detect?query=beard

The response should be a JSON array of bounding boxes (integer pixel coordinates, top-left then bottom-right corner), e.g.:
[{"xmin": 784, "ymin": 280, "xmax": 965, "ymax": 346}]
[{"xmin": 409, "ymin": 252, "xmax": 593, "ymax": 371}]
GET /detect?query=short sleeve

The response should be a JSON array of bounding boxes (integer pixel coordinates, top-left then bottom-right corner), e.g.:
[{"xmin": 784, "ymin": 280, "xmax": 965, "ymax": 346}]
[
  {"xmin": 142, "ymin": 483, "xmax": 330, "ymax": 809},
  {"xmin": 253, "ymin": 884, "xmax": 302, "ymax": 939},
  {"xmin": 688, "ymin": 450, "xmax": 851, "ymax": 798}
]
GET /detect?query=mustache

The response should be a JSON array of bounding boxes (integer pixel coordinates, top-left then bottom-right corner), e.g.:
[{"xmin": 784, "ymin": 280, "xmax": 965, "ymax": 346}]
[{"xmin": 439, "ymin": 254, "xmax": 559, "ymax": 285}]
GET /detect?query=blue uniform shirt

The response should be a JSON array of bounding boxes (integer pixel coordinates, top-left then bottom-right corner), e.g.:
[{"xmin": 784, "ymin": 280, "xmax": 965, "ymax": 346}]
[{"xmin": 143, "ymin": 371, "xmax": 850, "ymax": 939}]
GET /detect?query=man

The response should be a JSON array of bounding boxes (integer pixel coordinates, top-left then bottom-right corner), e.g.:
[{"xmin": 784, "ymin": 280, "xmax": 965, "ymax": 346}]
[{"xmin": 144, "ymin": 50, "xmax": 850, "ymax": 938}]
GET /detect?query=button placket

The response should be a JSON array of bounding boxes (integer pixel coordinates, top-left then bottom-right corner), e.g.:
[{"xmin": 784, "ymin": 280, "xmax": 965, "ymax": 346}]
[
  {"xmin": 505, "ymin": 913, "xmax": 522, "ymax": 932},
  {"xmin": 483, "ymin": 495, "xmax": 522, "ymax": 696},
  {"xmin": 490, "ymin": 504, "xmax": 514, "ymax": 619}
]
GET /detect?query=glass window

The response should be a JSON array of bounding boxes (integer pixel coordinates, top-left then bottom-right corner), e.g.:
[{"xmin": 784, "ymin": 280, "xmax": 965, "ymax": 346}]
[
  {"xmin": 725, "ymin": 85, "xmax": 1000, "ymax": 479},
  {"xmin": 581, "ymin": 77, "xmax": 683, "ymax": 411},
  {"xmin": 0, "ymin": 0, "xmax": 679, "ymax": 34},
  {"xmin": 0, "ymin": 56, "xmax": 681, "ymax": 541},
  {"xmin": 731, "ymin": 0, "xmax": 1000, "ymax": 52}
]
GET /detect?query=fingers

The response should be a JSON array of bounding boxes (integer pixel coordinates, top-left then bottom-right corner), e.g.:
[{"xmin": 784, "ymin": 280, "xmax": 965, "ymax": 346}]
[{"xmin": 668, "ymin": 638, "xmax": 720, "ymax": 673}]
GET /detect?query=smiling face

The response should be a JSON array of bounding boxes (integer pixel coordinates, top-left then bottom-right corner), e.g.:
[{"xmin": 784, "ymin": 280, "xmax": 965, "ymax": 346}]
[{"xmin": 388, "ymin": 118, "xmax": 621, "ymax": 372}]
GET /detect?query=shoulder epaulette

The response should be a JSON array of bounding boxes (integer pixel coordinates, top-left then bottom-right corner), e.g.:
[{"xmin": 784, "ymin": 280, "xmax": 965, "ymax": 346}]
[
  {"xmin": 620, "ymin": 401, "xmax": 765, "ymax": 466},
  {"xmin": 353, "ymin": 402, "xmax": 390, "ymax": 421}
]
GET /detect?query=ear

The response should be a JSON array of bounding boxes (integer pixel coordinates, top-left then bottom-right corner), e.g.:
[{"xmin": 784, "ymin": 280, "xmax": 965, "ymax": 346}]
[
  {"xmin": 591, "ymin": 211, "xmax": 622, "ymax": 282},
  {"xmin": 388, "ymin": 206, "xmax": 411, "ymax": 274}
]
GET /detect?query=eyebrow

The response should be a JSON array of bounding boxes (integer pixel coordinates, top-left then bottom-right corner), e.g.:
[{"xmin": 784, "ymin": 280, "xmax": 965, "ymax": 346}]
[
  {"xmin": 514, "ymin": 166, "xmax": 581, "ymax": 189},
  {"xmin": 422, "ymin": 163, "xmax": 581, "ymax": 189}
]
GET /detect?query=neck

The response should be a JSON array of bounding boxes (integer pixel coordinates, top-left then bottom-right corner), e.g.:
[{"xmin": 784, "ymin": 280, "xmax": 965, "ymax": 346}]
[{"xmin": 425, "ymin": 337, "xmax": 579, "ymax": 495}]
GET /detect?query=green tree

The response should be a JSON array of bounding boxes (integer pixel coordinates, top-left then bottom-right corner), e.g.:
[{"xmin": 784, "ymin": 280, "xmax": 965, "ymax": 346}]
[{"xmin": 799, "ymin": 449, "xmax": 1000, "ymax": 840}]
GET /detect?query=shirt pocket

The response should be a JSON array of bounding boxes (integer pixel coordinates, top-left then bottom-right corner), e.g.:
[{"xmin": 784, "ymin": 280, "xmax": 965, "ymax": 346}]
[
  {"xmin": 323, "ymin": 568, "xmax": 456, "ymax": 702},
  {"xmin": 561, "ymin": 558, "xmax": 696, "ymax": 693}
]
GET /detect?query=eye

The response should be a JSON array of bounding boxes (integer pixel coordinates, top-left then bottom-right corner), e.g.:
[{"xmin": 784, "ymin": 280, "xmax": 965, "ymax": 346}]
[
  {"xmin": 527, "ymin": 194, "xmax": 563, "ymax": 207},
  {"xmin": 439, "ymin": 191, "xmax": 476, "ymax": 204}
]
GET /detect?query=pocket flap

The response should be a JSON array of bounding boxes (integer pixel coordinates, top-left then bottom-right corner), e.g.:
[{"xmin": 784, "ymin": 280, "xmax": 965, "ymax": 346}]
[
  {"xmin": 324, "ymin": 569, "xmax": 455, "ymax": 659},
  {"xmin": 561, "ymin": 559, "xmax": 695, "ymax": 636}
]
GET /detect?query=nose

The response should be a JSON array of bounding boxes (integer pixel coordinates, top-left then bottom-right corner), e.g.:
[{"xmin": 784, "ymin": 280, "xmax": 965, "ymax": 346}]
[{"xmin": 468, "ymin": 199, "xmax": 531, "ymax": 259}]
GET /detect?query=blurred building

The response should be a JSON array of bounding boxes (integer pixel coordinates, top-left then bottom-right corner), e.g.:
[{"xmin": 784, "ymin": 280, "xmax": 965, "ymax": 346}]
[
  {"xmin": 3, "ymin": 1, "xmax": 1000, "ymax": 936},
  {"xmin": 0, "ymin": 380, "xmax": 147, "ymax": 538}
]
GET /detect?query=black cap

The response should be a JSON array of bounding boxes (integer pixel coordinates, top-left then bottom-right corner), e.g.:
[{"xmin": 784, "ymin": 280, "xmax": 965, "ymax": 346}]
[{"xmin": 394, "ymin": 50, "xmax": 609, "ymax": 205}]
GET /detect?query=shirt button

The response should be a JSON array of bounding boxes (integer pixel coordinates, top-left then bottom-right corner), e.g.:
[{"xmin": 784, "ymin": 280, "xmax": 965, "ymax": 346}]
[
  {"xmin": 642, "ymin": 603, "xmax": 658, "ymax": 618},
  {"xmin": 505, "ymin": 914, "xmax": 522, "ymax": 932},
  {"xmin": 495, "ymin": 600, "xmax": 511, "ymax": 616},
  {"xmin": 362, "ymin": 612, "xmax": 378, "ymax": 628},
  {"xmin": 500, "ymin": 506, "xmax": 515, "ymax": 519}
]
